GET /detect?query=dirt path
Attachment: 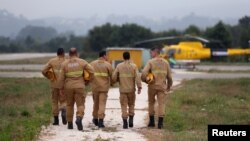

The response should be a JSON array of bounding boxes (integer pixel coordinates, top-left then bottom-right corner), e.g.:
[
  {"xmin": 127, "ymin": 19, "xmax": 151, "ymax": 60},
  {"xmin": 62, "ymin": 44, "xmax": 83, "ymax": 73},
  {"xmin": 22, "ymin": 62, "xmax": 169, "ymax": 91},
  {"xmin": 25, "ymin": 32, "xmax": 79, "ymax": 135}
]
[{"xmin": 38, "ymin": 82, "xmax": 180, "ymax": 141}]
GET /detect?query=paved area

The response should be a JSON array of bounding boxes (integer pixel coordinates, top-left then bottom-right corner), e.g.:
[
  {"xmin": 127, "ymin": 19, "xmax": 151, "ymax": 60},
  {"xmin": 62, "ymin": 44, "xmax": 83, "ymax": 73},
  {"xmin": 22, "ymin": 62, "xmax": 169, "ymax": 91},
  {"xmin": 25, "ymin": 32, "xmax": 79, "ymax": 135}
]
[
  {"xmin": 196, "ymin": 65, "xmax": 250, "ymax": 71},
  {"xmin": 0, "ymin": 53, "xmax": 54, "ymax": 61}
]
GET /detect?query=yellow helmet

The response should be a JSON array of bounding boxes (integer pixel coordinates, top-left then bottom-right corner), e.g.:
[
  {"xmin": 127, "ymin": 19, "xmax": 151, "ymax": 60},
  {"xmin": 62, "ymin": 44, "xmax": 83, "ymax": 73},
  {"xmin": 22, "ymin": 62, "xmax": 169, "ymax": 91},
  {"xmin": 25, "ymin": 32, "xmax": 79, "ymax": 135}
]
[
  {"xmin": 146, "ymin": 73, "xmax": 154, "ymax": 84},
  {"xmin": 46, "ymin": 68, "xmax": 56, "ymax": 81},
  {"xmin": 83, "ymin": 70, "xmax": 90, "ymax": 81}
]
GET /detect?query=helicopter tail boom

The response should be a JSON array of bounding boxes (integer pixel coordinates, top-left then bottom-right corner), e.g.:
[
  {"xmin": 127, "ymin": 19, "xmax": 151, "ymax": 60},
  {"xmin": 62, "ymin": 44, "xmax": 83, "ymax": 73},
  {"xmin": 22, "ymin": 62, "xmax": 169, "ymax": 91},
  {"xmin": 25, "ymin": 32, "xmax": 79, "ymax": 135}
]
[
  {"xmin": 228, "ymin": 49, "xmax": 250, "ymax": 56},
  {"xmin": 211, "ymin": 49, "xmax": 250, "ymax": 57}
]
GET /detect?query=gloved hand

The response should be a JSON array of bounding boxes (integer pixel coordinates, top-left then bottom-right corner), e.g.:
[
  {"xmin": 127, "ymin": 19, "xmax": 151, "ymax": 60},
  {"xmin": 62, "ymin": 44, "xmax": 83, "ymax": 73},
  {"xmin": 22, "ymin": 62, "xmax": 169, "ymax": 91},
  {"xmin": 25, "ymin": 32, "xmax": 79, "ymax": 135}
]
[{"xmin": 166, "ymin": 86, "xmax": 171, "ymax": 93}]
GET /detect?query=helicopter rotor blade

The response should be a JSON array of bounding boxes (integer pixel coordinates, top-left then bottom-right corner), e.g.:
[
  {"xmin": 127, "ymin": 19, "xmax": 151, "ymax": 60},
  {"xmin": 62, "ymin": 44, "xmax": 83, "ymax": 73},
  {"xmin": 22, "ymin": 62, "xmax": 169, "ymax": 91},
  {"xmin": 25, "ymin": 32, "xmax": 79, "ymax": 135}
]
[
  {"xmin": 183, "ymin": 34, "xmax": 210, "ymax": 43},
  {"xmin": 133, "ymin": 36, "xmax": 179, "ymax": 46},
  {"xmin": 133, "ymin": 35, "xmax": 210, "ymax": 47}
]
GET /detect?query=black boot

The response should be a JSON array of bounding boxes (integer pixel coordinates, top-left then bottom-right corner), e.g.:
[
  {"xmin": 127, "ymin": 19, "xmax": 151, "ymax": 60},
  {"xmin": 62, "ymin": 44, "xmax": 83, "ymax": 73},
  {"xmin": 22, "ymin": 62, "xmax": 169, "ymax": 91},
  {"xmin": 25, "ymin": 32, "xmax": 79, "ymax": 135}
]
[
  {"xmin": 148, "ymin": 115, "xmax": 155, "ymax": 127},
  {"xmin": 158, "ymin": 117, "xmax": 164, "ymax": 129},
  {"xmin": 53, "ymin": 116, "xmax": 59, "ymax": 125},
  {"xmin": 68, "ymin": 122, "xmax": 73, "ymax": 129},
  {"xmin": 123, "ymin": 118, "xmax": 128, "ymax": 129},
  {"xmin": 129, "ymin": 115, "xmax": 134, "ymax": 128},
  {"xmin": 98, "ymin": 119, "xmax": 105, "ymax": 128},
  {"xmin": 75, "ymin": 117, "xmax": 83, "ymax": 131},
  {"xmin": 61, "ymin": 109, "xmax": 67, "ymax": 125},
  {"xmin": 92, "ymin": 118, "xmax": 99, "ymax": 126}
]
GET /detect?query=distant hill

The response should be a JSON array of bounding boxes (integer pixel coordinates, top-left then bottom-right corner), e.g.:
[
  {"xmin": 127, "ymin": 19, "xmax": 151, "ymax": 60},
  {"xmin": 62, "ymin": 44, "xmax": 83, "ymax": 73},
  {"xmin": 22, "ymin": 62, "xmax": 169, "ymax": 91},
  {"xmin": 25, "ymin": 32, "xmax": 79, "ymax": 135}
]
[
  {"xmin": 0, "ymin": 9, "xmax": 29, "ymax": 37},
  {"xmin": 16, "ymin": 25, "xmax": 58, "ymax": 43},
  {"xmin": 0, "ymin": 9, "xmax": 238, "ymax": 38}
]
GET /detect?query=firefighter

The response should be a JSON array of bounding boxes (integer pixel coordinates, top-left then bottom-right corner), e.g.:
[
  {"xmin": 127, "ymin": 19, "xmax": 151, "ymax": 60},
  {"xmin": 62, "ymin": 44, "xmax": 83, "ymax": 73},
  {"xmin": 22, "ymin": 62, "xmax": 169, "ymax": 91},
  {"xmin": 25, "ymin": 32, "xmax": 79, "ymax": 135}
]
[
  {"xmin": 42, "ymin": 48, "xmax": 67, "ymax": 126},
  {"xmin": 90, "ymin": 51, "xmax": 112, "ymax": 128},
  {"xmin": 112, "ymin": 52, "xmax": 142, "ymax": 129},
  {"xmin": 58, "ymin": 47, "xmax": 94, "ymax": 130},
  {"xmin": 141, "ymin": 47, "xmax": 173, "ymax": 129}
]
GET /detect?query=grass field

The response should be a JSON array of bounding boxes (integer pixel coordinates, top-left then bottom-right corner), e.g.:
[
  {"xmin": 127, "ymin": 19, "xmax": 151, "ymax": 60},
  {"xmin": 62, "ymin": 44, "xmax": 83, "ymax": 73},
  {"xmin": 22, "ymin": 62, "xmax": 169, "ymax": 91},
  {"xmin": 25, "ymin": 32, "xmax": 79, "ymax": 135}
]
[
  {"xmin": 0, "ymin": 78, "xmax": 51, "ymax": 141},
  {"xmin": 164, "ymin": 78, "xmax": 250, "ymax": 141},
  {"xmin": 0, "ymin": 78, "xmax": 93, "ymax": 141}
]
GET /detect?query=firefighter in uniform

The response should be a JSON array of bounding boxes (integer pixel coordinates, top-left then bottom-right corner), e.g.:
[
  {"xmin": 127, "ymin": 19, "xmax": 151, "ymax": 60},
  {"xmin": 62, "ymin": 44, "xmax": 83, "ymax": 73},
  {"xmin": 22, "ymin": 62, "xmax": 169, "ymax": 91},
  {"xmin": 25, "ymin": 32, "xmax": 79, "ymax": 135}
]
[
  {"xmin": 112, "ymin": 52, "xmax": 142, "ymax": 129},
  {"xmin": 90, "ymin": 51, "xmax": 112, "ymax": 128},
  {"xmin": 141, "ymin": 47, "xmax": 173, "ymax": 129},
  {"xmin": 58, "ymin": 48, "xmax": 94, "ymax": 130},
  {"xmin": 42, "ymin": 48, "xmax": 67, "ymax": 125}
]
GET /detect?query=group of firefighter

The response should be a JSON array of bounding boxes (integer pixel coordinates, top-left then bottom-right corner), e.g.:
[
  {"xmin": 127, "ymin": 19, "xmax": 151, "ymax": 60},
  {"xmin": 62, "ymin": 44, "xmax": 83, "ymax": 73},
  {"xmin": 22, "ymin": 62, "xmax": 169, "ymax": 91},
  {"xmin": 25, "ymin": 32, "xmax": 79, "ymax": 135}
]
[{"xmin": 42, "ymin": 47, "xmax": 173, "ymax": 131}]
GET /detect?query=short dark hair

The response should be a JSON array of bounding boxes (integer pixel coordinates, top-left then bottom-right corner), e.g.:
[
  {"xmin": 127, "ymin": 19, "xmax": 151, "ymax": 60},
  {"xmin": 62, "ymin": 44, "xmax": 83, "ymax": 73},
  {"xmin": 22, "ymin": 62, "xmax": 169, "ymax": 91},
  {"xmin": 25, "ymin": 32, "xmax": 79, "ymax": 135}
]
[
  {"xmin": 123, "ymin": 51, "xmax": 130, "ymax": 60},
  {"xmin": 150, "ymin": 47, "xmax": 160, "ymax": 54},
  {"xmin": 99, "ymin": 51, "xmax": 106, "ymax": 57},
  {"xmin": 57, "ymin": 48, "xmax": 64, "ymax": 56}
]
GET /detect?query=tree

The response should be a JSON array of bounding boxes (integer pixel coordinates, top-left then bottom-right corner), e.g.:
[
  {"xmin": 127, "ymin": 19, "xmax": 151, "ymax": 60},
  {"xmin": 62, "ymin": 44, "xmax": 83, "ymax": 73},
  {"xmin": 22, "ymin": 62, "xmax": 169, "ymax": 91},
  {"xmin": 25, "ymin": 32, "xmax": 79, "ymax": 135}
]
[
  {"xmin": 229, "ymin": 25, "xmax": 241, "ymax": 47},
  {"xmin": 238, "ymin": 16, "xmax": 250, "ymax": 48},
  {"xmin": 86, "ymin": 23, "xmax": 153, "ymax": 51},
  {"xmin": 66, "ymin": 35, "xmax": 85, "ymax": 51},
  {"xmin": 239, "ymin": 16, "xmax": 250, "ymax": 28},
  {"xmin": 44, "ymin": 37, "xmax": 67, "ymax": 52},
  {"xmin": 25, "ymin": 36, "xmax": 35, "ymax": 47},
  {"xmin": 154, "ymin": 29, "xmax": 182, "ymax": 38},
  {"xmin": 16, "ymin": 25, "xmax": 58, "ymax": 43},
  {"xmin": 117, "ymin": 23, "xmax": 153, "ymax": 46},
  {"xmin": 204, "ymin": 21, "xmax": 232, "ymax": 47},
  {"xmin": 86, "ymin": 23, "xmax": 119, "ymax": 51},
  {"xmin": 184, "ymin": 25, "xmax": 201, "ymax": 36}
]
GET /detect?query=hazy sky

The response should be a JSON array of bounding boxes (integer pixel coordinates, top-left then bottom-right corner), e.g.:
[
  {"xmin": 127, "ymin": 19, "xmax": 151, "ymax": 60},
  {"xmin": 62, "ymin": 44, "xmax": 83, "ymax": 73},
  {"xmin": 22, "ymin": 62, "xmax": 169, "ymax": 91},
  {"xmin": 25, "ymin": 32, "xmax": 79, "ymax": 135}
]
[{"xmin": 1, "ymin": 0, "xmax": 250, "ymax": 20}]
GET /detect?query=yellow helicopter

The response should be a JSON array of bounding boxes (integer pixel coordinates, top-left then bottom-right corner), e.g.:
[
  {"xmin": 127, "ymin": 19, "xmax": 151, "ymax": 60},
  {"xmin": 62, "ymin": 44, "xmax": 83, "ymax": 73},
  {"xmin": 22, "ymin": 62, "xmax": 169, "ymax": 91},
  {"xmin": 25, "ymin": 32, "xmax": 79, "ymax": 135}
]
[{"xmin": 134, "ymin": 35, "xmax": 250, "ymax": 68}]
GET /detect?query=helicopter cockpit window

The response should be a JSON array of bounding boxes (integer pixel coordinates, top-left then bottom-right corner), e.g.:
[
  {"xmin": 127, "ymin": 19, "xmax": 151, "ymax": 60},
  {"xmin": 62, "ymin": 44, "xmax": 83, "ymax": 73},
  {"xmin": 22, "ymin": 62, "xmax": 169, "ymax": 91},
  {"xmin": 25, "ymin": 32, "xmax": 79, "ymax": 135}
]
[{"xmin": 167, "ymin": 49, "xmax": 176, "ymax": 57}]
